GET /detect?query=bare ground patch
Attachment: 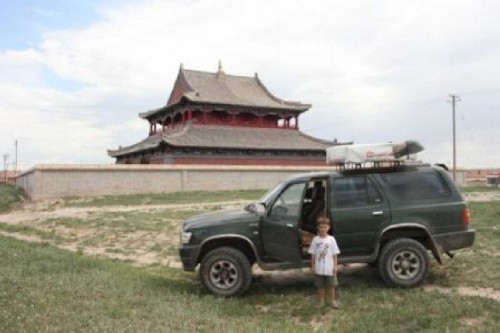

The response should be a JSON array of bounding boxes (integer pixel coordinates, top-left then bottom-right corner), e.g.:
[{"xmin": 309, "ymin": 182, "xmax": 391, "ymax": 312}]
[
  {"xmin": 0, "ymin": 200, "xmax": 247, "ymax": 268},
  {"xmin": 0, "ymin": 200, "xmax": 248, "ymax": 224},
  {"xmin": 424, "ymin": 285, "xmax": 500, "ymax": 302},
  {"xmin": 464, "ymin": 192, "xmax": 500, "ymax": 202}
]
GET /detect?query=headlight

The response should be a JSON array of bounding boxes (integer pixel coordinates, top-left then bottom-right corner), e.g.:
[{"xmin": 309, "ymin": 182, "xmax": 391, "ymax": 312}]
[{"xmin": 180, "ymin": 231, "xmax": 192, "ymax": 244}]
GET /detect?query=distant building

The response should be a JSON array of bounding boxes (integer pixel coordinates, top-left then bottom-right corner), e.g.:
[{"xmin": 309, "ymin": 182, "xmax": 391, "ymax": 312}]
[
  {"xmin": 108, "ymin": 64, "xmax": 347, "ymax": 165},
  {"xmin": 463, "ymin": 168, "xmax": 500, "ymax": 183},
  {"xmin": 0, "ymin": 171, "xmax": 16, "ymax": 184}
]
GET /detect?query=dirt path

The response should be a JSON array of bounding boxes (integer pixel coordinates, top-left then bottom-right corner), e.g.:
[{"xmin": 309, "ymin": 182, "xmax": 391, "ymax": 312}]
[
  {"xmin": 253, "ymin": 265, "xmax": 500, "ymax": 302},
  {"xmin": 424, "ymin": 285, "xmax": 500, "ymax": 302},
  {"xmin": 0, "ymin": 199, "xmax": 248, "ymax": 269},
  {"xmin": 464, "ymin": 192, "xmax": 500, "ymax": 202},
  {"xmin": 0, "ymin": 200, "xmax": 248, "ymax": 224}
]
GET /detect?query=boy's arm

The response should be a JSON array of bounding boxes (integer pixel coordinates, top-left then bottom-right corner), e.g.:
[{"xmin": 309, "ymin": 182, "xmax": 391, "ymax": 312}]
[
  {"xmin": 310, "ymin": 255, "xmax": 315, "ymax": 274},
  {"xmin": 331, "ymin": 237, "xmax": 340, "ymax": 275}
]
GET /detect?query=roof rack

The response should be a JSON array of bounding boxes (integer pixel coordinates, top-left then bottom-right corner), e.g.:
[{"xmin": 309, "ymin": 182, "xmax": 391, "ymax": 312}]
[
  {"xmin": 330, "ymin": 159, "xmax": 426, "ymax": 171},
  {"xmin": 326, "ymin": 140, "xmax": 424, "ymax": 170}
]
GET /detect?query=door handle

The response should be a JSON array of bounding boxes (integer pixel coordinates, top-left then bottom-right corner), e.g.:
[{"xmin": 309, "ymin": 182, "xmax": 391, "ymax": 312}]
[
  {"xmin": 286, "ymin": 223, "xmax": 294, "ymax": 228},
  {"xmin": 372, "ymin": 211, "xmax": 384, "ymax": 216}
]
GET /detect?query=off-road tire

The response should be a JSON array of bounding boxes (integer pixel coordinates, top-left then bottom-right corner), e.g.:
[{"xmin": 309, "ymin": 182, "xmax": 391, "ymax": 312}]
[
  {"xmin": 200, "ymin": 247, "xmax": 252, "ymax": 297},
  {"xmin": 378, "ymin": 238, "xmax": 429, "ymax": 288}
]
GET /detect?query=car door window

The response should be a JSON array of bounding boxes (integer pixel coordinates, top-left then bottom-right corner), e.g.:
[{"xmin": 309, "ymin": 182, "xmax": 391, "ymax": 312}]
[
  {"xmin": 334, "ymin": 176, "xmax": 382, "ymax": 208},
  {"xmin": 269, "ymin": 182, "xmax": 306, "ymax": 222}
]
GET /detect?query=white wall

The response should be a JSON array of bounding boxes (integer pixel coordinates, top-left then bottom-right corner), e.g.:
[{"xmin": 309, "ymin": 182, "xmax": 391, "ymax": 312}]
[{"xmin": 16, "ymin": 164, "xmax": 333, "ymax": 201}]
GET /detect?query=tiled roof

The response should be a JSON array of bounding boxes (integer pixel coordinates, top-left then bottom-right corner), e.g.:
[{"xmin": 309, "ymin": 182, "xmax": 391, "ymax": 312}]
[
  {"xmin": 181, "ymin": 69, "xmax": 310, "ymax": 111},
  {"xmin": 108, "ymin": 123, "xmax": 336, "ymax": 157},
  {"xmin": 108, "ymin": 134, "xmax": 163, "ymax": 157},
  {"xmin": 140, "ymin": 67, "xmax": 311, "ymax": 118}
]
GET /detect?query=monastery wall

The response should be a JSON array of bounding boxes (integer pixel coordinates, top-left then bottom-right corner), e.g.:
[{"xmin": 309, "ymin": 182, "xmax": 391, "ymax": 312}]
[
  {"xmin": 16, "ymin": 164, "xmax": 336, "ymax": 201},
  {"xmin": 16, "ymin": 164, "xmax": 468, "ymax": 201}
]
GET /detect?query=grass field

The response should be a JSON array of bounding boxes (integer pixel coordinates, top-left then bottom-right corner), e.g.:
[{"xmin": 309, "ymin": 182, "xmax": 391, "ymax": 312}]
[
  {"xmin": 0, "ymin": 183, "xmax": 22, "ymax": 213},
  {"xmin": 1, "ymin": 185, "xmax": 499, "ymax": 332},
  {"xmin": 459, "ymin": 186, "xmax": 500, "ymax": 193},
  {"xmin": 63, "ymin": 189, "xmax": 266, "ymax": 208}
]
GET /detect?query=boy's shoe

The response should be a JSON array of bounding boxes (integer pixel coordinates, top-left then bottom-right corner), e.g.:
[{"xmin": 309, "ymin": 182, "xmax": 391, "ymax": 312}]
[
  {"xmin": 326, "ymin": 301, "xmax": 339, "ymax": 309},
  {"xmin": 316, "ymin": 301, "xmax": 325, "ymax": 309}
]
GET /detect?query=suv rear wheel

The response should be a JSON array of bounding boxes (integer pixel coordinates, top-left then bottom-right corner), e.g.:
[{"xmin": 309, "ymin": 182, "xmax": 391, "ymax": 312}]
[
  {"xmin": 200, "ymin": 247, "xmax": 252, "ymax": 297},
  {"xmin": 378, "ymin": 238, "xmax": 429, "ymax": 287}
]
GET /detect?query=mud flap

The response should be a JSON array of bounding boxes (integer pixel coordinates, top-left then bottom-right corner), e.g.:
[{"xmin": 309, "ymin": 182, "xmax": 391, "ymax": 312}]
[{"xmin": 431, "ymin": 243, "xmax": 443, "ymax": 265}]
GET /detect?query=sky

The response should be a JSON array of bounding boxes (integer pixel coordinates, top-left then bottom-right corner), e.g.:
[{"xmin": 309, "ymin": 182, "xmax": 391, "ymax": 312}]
[{"xmin": 0, "ymin": 0, "xmax": 499, "ymax": 170}]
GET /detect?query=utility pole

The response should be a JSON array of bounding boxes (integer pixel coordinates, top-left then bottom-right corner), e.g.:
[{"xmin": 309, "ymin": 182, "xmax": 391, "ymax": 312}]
[
  {"xmin": 15, "ymin": 139, "xmax": 18, "ymax": 175},
  {"xmin": 449, "ymin": 94, "xmax": 461, "ymax": 181},
  {"xmin": 3, "ymin": 154, "xmax": 8, "ymax": 183}
]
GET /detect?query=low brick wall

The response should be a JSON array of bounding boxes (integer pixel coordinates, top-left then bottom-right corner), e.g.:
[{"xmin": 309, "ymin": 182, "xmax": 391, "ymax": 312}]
[{"xmin": 16, "ymin": 164, "xmax": 336, "ymax": 201}]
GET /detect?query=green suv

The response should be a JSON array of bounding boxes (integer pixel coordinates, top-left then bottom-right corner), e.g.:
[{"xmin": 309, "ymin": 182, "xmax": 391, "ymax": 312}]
[{"xmin": 179, "ymin": 164, "xmax": 475, "ymax": 296}]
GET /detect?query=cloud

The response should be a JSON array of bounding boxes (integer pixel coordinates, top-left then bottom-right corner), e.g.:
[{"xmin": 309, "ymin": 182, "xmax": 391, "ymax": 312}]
[
  {"xmin": 28, "ymin": 6, "xmax": 57, "ymax": 18},
  {"xmin": 0, "ymin": 0, "xmax": 499, "ymax": 169}
]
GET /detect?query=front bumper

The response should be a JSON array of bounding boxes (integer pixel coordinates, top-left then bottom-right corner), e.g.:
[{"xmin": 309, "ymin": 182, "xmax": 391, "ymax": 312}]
[
  {"xmin": 179, "ymin": 244, "xmax": 200, "ymax": 271},
  {"xmin": 433, "ymin": 229, "xmax": 475, "ymax": 252}
]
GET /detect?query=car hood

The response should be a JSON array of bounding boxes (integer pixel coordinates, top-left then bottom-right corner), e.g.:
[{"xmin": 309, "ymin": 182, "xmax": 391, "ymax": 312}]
[{"xmin": 183, "ymin": 208, "xmax": 258, "ymax": 230}]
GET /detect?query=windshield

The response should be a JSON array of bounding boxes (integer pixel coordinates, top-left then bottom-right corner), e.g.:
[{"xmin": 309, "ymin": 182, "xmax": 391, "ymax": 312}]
[{"xmin": 257, "ymin": 182, "xmax": 286, "ymax": 206}]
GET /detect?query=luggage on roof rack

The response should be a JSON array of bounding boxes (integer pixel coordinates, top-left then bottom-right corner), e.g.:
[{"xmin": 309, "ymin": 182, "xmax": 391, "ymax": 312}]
[{"xmin": 326, "ymin": 140, "xmax": 424, "ymax": 168}]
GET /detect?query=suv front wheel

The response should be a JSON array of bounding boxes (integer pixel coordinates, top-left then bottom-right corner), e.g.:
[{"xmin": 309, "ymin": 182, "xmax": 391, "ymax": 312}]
[
  {"xmin": 200, "ymin": 247, "xmax": 252, "ymax": 297},
  {"xmin": 378, "ymin": 238, "xmax": 430, "ymax": 287}
]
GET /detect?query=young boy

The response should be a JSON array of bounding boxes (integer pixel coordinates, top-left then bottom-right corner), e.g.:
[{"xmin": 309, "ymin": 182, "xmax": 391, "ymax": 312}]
[{"xmin": 308, "ymin": 217, "xmax": 340, "ymax": 309}]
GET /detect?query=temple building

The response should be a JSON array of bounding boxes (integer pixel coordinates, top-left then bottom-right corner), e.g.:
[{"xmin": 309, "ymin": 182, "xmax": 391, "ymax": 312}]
[{"xmin": 108, "ymin": 64, "xmax": 345, "ymax": 165}]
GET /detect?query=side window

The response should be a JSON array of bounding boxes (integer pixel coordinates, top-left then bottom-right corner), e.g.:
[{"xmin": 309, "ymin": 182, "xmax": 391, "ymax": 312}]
[
  {"xmin": 381, "ymin": 170, "xmax": 450, "ymax": 201},
  {"xmin": 269, "ymin": 182, "xmax": 306, "ymax": 221},
  {"xmin": 367, "ymin": 179, "xmax": 383, "ymax": 205},
  {"xmin": 333, "ymin": 176, "xmax": 382, "ymax": 208}
]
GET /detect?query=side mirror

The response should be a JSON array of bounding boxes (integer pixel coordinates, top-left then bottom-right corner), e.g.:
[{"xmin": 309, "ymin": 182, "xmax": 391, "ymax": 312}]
[
  {"xmin": 254, "ymin": 203, "xmax": 266, "ymax": 216},
  {"xmin": 247, "ymin": 202, "xmax": 266, "ymax": 216}
]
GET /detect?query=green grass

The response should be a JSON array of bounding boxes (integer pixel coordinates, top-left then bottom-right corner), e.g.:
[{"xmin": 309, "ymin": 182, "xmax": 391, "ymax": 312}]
[
  {"xmin": 0, "ymin": 184, "xmax": 22, "ymax": 213},
  {"xmin": 459, "ymin": 186, "xmax": 500, "ymax": 193},
  {"xmin": 1, "ymin": 187, "xmax": 499, "ymax": 331},
  {"xmin": 0, "ymin": 223, "xmax": 62, "ymax": 242},
  {"xmin": 63, "ymin": 189, "xmax": 266, "ymax": 207},
  {"xmin": 0, "ymin": 236, "xmax": 304, "ymax": 332},
  {"xmin": 428, "ymin": 201, "xmax": 500, "ymax": 289},
  {"xmin": 1, "ymin": 236, "xmax": 499, "ymax": 332},
  {"xmin": 39, "ymin": 209, "xmax": 206, "ymax": 233}
]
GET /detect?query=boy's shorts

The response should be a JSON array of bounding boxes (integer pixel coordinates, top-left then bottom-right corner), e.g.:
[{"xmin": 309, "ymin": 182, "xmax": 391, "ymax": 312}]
[{"xmin": 314, "ymin": 274, "xmax": 338, "ymax": 288}]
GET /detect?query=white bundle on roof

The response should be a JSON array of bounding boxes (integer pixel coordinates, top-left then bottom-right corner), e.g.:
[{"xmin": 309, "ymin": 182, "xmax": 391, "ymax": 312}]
[{"xmin": 326, "ymin": 140, "xmax": 424, "ymax": 164}]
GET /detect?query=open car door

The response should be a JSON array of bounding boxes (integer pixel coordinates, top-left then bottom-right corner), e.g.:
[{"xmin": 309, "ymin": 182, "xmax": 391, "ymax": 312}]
[{"xmin": 260, "ymin": 182, "xmax": 306, "ymax": 264}]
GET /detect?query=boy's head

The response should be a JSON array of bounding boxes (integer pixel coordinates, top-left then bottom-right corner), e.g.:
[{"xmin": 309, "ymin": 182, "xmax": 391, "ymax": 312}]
[{"xmin": 317, "ymin": 217, "xmax": 330, "ymax": 235}]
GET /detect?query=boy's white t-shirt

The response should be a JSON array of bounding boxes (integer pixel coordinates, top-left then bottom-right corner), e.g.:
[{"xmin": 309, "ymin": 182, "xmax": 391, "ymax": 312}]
[{"xmin": 308, "ymin": 235, "xmax": 340, "ymax": 276}]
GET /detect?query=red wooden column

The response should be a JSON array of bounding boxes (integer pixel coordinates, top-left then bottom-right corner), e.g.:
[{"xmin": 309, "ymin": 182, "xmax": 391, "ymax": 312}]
[{"xmin": 203, "ymin": 110, "xmax": 208, "ymax": 124}]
